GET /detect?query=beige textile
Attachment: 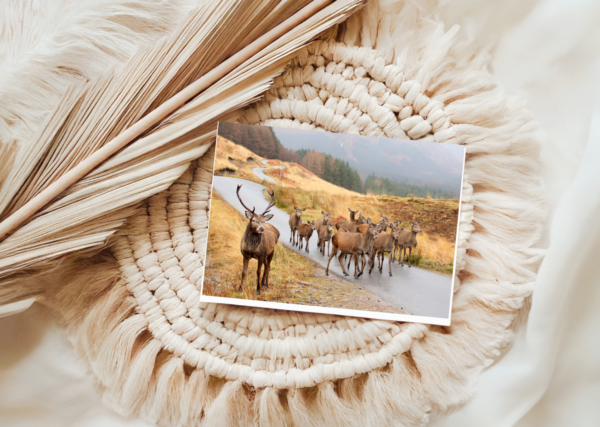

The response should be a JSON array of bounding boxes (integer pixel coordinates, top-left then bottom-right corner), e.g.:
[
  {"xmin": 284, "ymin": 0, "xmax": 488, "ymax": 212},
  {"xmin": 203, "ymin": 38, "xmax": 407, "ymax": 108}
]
[{"xmin": 0, "ymin": 1, "xmax": 572, "ymax": 426}]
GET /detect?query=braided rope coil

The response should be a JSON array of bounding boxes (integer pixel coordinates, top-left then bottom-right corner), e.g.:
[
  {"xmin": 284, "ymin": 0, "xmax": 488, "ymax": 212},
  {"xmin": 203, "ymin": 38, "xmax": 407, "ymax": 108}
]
[{"xmin": 57, "ymin": 34, "xmax": 543, "ymax": 427}]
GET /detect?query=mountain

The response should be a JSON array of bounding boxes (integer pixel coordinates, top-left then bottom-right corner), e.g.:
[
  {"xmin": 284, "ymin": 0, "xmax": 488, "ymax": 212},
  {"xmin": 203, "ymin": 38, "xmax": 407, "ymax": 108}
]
[{"xmin": 272, "ymin": 127, "xmax": 465, "ymax": 193}]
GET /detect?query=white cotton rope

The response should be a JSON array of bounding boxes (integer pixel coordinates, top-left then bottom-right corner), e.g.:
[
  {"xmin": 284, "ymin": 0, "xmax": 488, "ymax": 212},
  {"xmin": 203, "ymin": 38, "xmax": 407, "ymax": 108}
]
[{"xmin": 46, "ymin": 10, "xmax": 544, "ymax": 426}]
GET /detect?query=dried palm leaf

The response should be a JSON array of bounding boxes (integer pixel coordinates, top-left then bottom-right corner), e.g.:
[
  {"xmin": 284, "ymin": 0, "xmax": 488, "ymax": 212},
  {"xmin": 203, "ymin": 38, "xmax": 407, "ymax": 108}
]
[{"xmin": 0, "ymin": 0, "xmax": 367, "ymax": 311}]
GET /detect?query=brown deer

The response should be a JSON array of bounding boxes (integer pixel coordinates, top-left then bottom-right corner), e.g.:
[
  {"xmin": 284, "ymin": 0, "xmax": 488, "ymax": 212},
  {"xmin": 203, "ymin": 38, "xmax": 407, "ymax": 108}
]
[
  {"xmin": 326, "ymin": 220, "xmax": 378, "ymax": 279},
  {"xmin": 390, "ymin": 220, "xmax": 404, "ymax": 263},
  {"xmin": 349, "ymin": 220, "xmax": 387, "ymax": 271},
  {"xmin": 288, "ymin": 206, "xmax": 305, "ymax": 247},
  {"xmin": 335, "ymin": 208, "xmax": 362, "ymax": 232},
  {"xmin": 317, "ymin": 218, "xmax": 335, "ymax": 256},
  {"xmin": 237, "ymin": 185, "xmax": 279, "ymax": 295},
  {"xmin": 397, "ymin": 220, "xmax": 422, "ymax": 267},
  {"xmin": 315, "ymin": 211, "xmax": 331, "ymax": 252},
  {"xmin": 368, "ymin": 228, "xmax": 400, "ymax": 276},
  {"xmin": 297, "ymin": 220, "xmax": 316, "ymax": 253},
  {"xmin": 379, "ymin": 214, "xmax": 390, "ymax": 231}
]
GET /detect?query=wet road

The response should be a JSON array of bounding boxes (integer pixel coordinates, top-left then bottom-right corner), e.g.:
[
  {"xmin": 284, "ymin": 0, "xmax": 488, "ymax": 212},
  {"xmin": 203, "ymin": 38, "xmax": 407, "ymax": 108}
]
[
  {"xmin": 212, "ymin": 176, "xmax": 453, "ymax": 320},
  {"xmin": 251, "ymin": 167, "xmax": 275, "ymax": 183}
]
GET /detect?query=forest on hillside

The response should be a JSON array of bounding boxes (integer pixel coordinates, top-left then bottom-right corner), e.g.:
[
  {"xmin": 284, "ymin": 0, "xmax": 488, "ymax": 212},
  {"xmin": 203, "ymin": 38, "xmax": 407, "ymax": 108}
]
[
  {"xmin": 218, "ymin": 122, "xmax": 300, "ymax": 162},
  {"xmin": 295, "ymin": 149, "xmax": 362, "ymax": 193},
  {"xmin": 365, "ymin": 174, "xmax": 459, "ymax": 199}
]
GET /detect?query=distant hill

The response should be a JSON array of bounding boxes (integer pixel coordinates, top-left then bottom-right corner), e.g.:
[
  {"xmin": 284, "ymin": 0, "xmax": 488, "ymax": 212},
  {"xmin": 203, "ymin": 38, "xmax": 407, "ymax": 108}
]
[{"xmin": 272, "ymin": 127, "xmax": 464, "ymax": 194}]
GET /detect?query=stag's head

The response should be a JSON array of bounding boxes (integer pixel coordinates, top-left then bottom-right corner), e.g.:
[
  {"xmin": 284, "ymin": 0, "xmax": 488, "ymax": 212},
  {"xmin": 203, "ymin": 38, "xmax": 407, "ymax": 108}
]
[
  {"xmin": 410, "ymin": 220, "xmax": 422, "ymax": 234},
  {"xmin": 321, "ymin": 210, "xmax": 331, "ymax": 220},
  {"xmin": 307, "ymin": 220, "xmax": 316, "ymax": 232},
  {"xmin": 293, "ymin": 206, "xmax": 306, "ymax": 219},
  {"xmin": 237, "ymin": 184, "xmax": 276, "ymax": 235}
]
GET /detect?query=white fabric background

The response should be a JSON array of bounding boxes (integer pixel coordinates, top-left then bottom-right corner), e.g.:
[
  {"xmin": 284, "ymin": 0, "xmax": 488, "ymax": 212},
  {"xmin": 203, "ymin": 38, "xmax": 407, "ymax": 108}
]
[{"xmin": 1, "ymin": 0, "xmax": 599, "ymax": 425}]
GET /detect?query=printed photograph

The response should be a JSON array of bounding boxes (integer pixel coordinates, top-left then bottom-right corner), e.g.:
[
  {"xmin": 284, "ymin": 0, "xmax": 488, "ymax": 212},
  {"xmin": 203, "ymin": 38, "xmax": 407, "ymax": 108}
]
[{"xmin": 200, "ymin": 122, "xmax": 465, "ymax": 325}]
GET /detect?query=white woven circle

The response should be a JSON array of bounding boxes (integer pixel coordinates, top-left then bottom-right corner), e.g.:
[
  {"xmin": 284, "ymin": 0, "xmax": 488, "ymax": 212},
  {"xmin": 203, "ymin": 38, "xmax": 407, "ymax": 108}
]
[{"xmin": 88, "ymin": 37, "xmax": 542, "ymax": 426}]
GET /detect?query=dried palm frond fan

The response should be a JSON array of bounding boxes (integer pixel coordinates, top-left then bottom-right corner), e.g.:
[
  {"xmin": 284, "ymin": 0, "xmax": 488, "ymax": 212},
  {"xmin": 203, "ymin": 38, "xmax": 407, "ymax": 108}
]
[{"xmin": 0, "ymin": 1, "xmax": 545, "ymax": 426}]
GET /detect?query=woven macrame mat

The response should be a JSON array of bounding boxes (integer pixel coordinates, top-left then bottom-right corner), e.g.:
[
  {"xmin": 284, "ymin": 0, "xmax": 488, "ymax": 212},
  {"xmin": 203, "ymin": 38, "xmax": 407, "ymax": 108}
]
[{"xmin": 40, "ymin": 39, "xmax": 543, "ymax": 427}]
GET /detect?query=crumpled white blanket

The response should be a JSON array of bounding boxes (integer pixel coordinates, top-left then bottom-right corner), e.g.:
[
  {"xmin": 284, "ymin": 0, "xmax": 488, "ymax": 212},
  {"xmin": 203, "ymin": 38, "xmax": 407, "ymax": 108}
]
[{"xmin": 1, "ymin": 0, "xmax": 600, "ymax": 426}]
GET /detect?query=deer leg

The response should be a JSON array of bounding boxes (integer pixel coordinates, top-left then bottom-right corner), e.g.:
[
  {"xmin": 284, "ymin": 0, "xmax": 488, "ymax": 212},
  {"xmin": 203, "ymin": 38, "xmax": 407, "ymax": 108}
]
[
  {"xmin": 407, "ymin": 247, "xmax": 412, "ymax": 268},
  {"xmin": 264, "ymin": 252, "xmax": 274, "ymax": 289},
  {"xmin": 325, "ymin": 246, "xmax": 338, "ymax": 276},
  {"xmin": 256, "ymin": 258, "xmax": 264, "ymax": 295},
  {"xmin": 358, "ymin": 254, "xmax": 367, "ymax": 278},
  {"xmin": 239, "ymin": 256, "xmax": 250, "ymax": 292},
  {"xmin": 305, "ymin": 236, "xmax": 309, "ymax": 253},
  {"xmin": 289, "ymin": 228, "xmax": 293, "ymax": 243},
  {"xmin": 399, "ymin": 246, "xmax": 405, "ymax": 267},
  {"xmin": 388, "ymin": 250, "xmax": 393, "ymax": 276},
  {"xmin": 338, "ymin": 252, "xmax": 349, "ymax": 276},
  {"xmin": 347, "ymin": 253, "xmax": 352, "ymax": 270}
]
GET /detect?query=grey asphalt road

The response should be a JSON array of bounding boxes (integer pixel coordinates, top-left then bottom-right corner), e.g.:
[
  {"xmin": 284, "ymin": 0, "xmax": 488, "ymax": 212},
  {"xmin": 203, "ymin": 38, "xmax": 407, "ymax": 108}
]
[
  {"xmin": 212, "ymin": 176, "xmax": 453, "ymax": 319},
  {"xmin": 251, "ymin": 167, "xmax": 275, "ymax": 183}
]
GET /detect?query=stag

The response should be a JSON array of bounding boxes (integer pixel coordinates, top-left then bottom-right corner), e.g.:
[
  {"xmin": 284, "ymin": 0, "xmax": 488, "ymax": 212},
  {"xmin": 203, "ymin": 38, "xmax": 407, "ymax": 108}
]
[
  {"xmin": 326, "ymin": 220, "xmax": 378, "ymax": 279},
  {"xmin": 237, "ymin": 185, "xmax": 279, "ymax": 295},
  {"xmin": 297, "ymin": 220, "xmax": 316, "ymax": 253},
  {"xmin": 288, "ymin": 206, "xmax": 305, "ymax": 247},
  {"xmin": 368, "ymin": 228, "xmax": 400, "ymax": 276},
  {"xmin": 317, "ymin": 218, "xmax": 335, "ymax": 256},
  {"xmin": 397, "ymin": 221, "xmax": 422, "ymax": 267}
]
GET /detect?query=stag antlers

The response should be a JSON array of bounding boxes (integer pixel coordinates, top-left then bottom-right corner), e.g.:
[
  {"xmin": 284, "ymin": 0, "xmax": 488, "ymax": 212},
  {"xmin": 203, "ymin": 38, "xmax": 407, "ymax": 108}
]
[{"xmin": 236, "ymin": 184, "xmax": 276, "ymax": 216}]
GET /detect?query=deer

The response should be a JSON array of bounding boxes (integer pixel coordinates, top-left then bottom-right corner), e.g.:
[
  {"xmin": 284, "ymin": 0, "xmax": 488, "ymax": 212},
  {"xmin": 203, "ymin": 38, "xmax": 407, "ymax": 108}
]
[
  {"xmin": 288, "ymin": 206, "xmax": 305, "ymax": 247},
  {"xmin": 335, "ymin": 208, "xmax": 363, "ymax": 232},
  {"xmin": 368, "ymin": 228, "xmax": 401, "ymax": 276},
  {"xmin": 348, "ymin": 220, "xmax": 387, "ymax": 272},
  {"xmin": 379, "ymin": 214, "xmax": 390, "ymax": 231},
  {"xmin": 317, "ymin": 218, "xmax": 335, "ymax": 256},
  {"xmin": 326, "ymin": 220, "xmax": 378, "ymax": 279},
  {"xmin": 315, "ymin": 211, "xmax": 331, "ymax": 252},
  {"xmin": 297, "ymin": 220, "xmax": 316, "ymax": 253},
  {"xmin": 236, "ymin": 184, "xmax": 279, "ymax": 295},
  {"xmin": 397, "ymin": 220, "xmax": 422, "ymax": 268},
  {"xmin": 390, "ymin": 220, "xmax": 404, "ymax": 263}
]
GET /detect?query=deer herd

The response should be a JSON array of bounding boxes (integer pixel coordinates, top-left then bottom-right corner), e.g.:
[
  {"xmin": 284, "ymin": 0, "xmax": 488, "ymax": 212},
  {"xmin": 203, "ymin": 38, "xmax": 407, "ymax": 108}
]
[{"xmin": 236, "ymin": 185, "xmax": 423, "ymax": 295}]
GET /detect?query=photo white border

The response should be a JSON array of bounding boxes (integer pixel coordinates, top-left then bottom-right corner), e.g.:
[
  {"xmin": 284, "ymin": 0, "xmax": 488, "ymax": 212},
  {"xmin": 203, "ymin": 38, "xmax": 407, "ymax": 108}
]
[{"xmin": 199, "ymin": 123, "xmax": 464, "ymax": 327}]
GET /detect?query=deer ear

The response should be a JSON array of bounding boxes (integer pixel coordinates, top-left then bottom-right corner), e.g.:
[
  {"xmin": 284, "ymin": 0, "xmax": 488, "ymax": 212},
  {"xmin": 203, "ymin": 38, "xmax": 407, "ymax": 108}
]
[
  {"xmin": 321, "ymin": 210, "xmax": 325, "ymax": 214},
  {"xmin": 263, "ymin": 214, "xmax": 274, "ymax": 222},
  {"xmin": 294, "ymin": 206, "xmax": 298, "ymax": 210},
  {"xmin": 367, "ymin": 219, "xmax": 371, "ymax": 224},
  {"xmin": 302, "ymin": 208, "xmax": 306, "ymax": 211},
  {"xmin": 245, "ymin": 210, "xmax": 253, "ymax": 220}
]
